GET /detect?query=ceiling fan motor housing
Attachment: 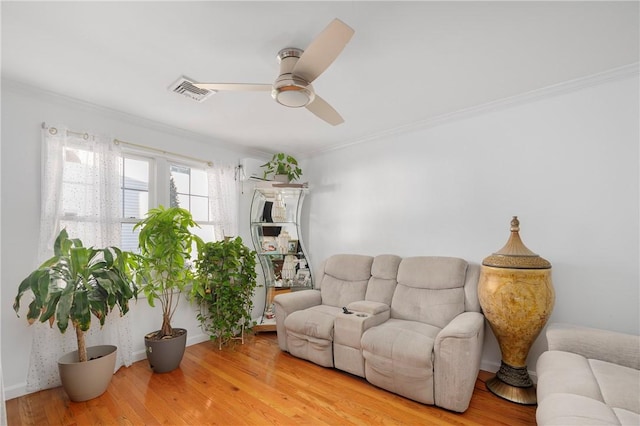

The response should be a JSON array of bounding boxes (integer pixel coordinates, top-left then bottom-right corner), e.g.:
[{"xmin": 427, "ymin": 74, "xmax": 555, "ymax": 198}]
[{"xmin": 272, "ymin": 48, "xmax": 315, "ymax": 108}]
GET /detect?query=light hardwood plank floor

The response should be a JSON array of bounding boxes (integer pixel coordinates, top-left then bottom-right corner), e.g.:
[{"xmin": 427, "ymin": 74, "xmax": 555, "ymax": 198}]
[{"xmin": 7, "ymin": 333, "xmax": 536, "ymax": 425}]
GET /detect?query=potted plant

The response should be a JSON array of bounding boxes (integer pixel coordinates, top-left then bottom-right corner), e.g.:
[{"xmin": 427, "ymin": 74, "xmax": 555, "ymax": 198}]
[
  {"xmin": 261, "ymin": 152, "xmax": 303, "ymax": 182},
  {"xmin": 13, "ymin": 229, "xmax": 137, "ymax": 401},
  {"xmin": 191, "ymin": 237, "xmax": 258, "ymax": 350},
  {"xmin": 133, "ymin": 205, "xmax": 202, "ymax": 373}
]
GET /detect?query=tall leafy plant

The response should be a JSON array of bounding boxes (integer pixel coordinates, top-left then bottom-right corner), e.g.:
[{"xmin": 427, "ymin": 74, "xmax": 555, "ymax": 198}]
[
  {"xmin": 191, "ymin": 237, "xmax": 257, "ymax": 349},
  {"xmin": 134, "ymin": 206, "xmax": 202, "ymax": 339},
  {"xmin": 13, "ymin": 229, "xmax": 137, "ymax": 362}
]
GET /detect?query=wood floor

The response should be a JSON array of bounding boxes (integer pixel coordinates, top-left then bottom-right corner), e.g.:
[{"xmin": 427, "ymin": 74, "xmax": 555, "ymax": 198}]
[{"xmin": 7, "ymin": 333, "xmax": 536, "ymax": 425}]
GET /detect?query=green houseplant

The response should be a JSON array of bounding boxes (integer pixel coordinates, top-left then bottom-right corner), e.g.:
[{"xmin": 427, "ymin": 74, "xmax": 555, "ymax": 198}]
[
  {"xmin": 133, "ymin": 205, "xmax": 202, "ymax": 373},
  {"xmin": 261, "ymin": 152, "xmax": 303, "ymax": 182},
  {"xmin": 13, "ymin": 229, "xmax": 137, "ymax": 401},
  {"xmin": 191, "ymin": 237, "xmax": 258, "ymax": 350}
]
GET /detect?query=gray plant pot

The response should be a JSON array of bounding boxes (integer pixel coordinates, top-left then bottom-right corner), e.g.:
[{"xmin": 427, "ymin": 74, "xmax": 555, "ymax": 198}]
[
  {"xmin": 57, "ymin": 345, "xmax": 117, "ymax": 402},
  {"xmin": 145, "ymin": 328, "xmax": 187, "ymax": 373}
]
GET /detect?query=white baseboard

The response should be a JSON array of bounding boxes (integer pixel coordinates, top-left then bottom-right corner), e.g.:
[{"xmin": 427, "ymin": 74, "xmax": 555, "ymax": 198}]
[
  {"xmin": 4, "ymin": 383, "xmax": 27, "ymax": 401},
  {"xmin": 480, "ymin": 359, "xmax": 500, "ymax": 374}
]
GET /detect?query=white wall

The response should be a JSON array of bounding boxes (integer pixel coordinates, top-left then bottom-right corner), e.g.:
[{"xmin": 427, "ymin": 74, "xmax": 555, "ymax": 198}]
[
  {"xmin": 304, "ymin": 74, "xmax": 639, "ymax": 374},
  {"xmin": 0, "ymin": 80, "xmax": 265, "ymax": 399}
]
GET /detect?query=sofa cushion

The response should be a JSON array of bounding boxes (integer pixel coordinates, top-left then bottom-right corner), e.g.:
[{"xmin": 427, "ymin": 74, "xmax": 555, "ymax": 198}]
[
  {"xmin": 536, "ymin": 393, "xmax": 625, "ymax": 426},
  {"xmin": 537, "ymin": 349, "xmax": 640, "ymax": 426},
  {"xmin": 537, "ymin": 351, "xmax": 604, "ymax": 404},
  {"xmin": 284, "ymin": 305, "xmax": 342, "ymax": 341},
  {"xmin": 397, "ymin": 256, "xmax": 468, "ymax": 290},
  {"xmin": 361, "ymin": 318, "xmax": 442, "ymax": 404},
  {"xmin": 537, "ymin": 351, "xmax": 640, "ymax": 415},
  {"xmin": 323, "ymin": 254, "xmax": 373, "ymax": 282},
  {"xmin": 391, "ymin": 257, "xmax": 467, "ymax": 327},
  {"xmin": 361, "ymin": 319, "xmax": 440, "ymax": 367},
  {"xmin": 320, "ymin": 255, "xmax": 373, "ymax": 307},
  {"xmin": 613, "ymin": 408, "xmax": 640, "ymax": 426},
  {"xmin": 365, "ymin": 254, "xmax": 401, "ymax": 305},
  {"xmin": 591, "ymin": 359, "xmax": 640, "ymax": 414}
]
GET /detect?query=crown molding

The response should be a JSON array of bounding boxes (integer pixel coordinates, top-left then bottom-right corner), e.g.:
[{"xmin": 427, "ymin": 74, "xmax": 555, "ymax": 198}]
[
  {"xmin": 311, "ymin": 63, "xmax": 640, "ymax": 157},
  {"xmin": 1, "ymin": 77, "xmax": 272, "ymax": 160}
]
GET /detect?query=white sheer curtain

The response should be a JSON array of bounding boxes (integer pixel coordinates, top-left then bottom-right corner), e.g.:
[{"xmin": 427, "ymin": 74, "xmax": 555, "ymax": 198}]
[
  {"xmin": 208, "ymin": 164, "xmax": 239, "ymax": 240},
  {"xmin": 26, "ymin": 125, "xmax": 134, "ymax": 392}
]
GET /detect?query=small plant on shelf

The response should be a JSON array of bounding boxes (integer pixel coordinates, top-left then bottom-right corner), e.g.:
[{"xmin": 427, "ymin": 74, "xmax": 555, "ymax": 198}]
[
  {"xmin": 191, "ymin": 237, "xmax": 258, "ymax": 350},
  {"xmin": 261, "ymin": 152, "xmax": 302, "ymax": 182}
]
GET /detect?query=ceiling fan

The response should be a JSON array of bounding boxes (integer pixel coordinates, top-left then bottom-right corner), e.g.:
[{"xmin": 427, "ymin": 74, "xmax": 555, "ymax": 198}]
[{"xmin": 195, "ymin": 18, "xmax": 354, "ymax": 126}]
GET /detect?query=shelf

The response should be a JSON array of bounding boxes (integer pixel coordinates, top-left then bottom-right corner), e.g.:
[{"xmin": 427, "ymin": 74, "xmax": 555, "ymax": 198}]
[
  {"xmin": 251, "ymin": 222, "xmax": 296, "ymax": 226},
  {"xmin": 249, "ymin": 183, "xmax": 313, "ymax": 333},
  {"xmin": 253, "ymin": 181, "xmax": 309, "ymax": 191},
  {"xmin": 254, "ymin": 189, "xmax": 308, "ymax": 199},
  {"xmin": 253, "ymin": 315, "xmax": 276, "ymax": 332},
  {"xmin": 272, "ymin": 285, "xmax": 310, "ymax": 291}
]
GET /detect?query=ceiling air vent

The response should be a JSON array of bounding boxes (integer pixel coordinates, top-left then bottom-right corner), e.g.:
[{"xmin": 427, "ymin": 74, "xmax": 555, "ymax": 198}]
[{"xmin": 168, "ymin": 76, "xmax": 216, "ymax": 102}]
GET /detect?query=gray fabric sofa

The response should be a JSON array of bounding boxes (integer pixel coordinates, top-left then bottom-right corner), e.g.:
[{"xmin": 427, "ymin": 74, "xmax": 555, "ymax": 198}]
[
  {"xmin": 273, "ymin": 254, "xmax": 484, "ymax": 413},
  {"xmin": 536, "ymin": 323, "xmax": 640, "ymax": 425}
]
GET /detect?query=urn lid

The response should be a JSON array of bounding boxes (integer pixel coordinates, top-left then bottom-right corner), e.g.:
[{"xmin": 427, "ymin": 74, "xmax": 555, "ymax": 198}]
[{"xmin": 482, "ymin": 216, "xmax": 551, "ymax": 269}]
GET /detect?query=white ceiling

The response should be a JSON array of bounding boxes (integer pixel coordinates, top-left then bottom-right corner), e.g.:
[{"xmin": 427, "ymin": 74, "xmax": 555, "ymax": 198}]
[{"xmin": 2, "ymin": 1, "xmax": 638, "ymax": 157}]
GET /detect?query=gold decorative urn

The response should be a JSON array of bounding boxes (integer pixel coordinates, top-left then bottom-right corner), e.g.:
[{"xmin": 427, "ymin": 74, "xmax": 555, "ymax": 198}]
[{"xmin": 478, "ymin": 216, "xmax": 554, "ymax": 405}]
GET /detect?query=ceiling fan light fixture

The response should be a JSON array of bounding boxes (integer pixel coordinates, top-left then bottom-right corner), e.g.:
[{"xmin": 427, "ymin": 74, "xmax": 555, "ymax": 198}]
[{"xmin": 272, "ymin": 78, "xmax": 315, "ymax": 108}]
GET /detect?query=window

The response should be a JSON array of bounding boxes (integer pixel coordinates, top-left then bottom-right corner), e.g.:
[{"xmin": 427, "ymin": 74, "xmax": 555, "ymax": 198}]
[
  {"xmin": 58, "ymin": 143, "xmax": 223, "ymax": 257},
  {"xmin": 119, "ymin": 155, "xmax": 152, "ymax": 252},
  {"xmin": 116, "ymin": 155, "xmax": 217, "ymax": 252},
  {"xmin": 170, "ymin": 164, "xmax": 208, "ymax": 218},
  {"xmin": 169, "ymin": 163, "xmax": 215, "ymax": 243}
]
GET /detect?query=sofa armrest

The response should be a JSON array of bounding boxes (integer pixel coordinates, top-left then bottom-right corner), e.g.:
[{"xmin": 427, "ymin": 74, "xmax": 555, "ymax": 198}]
[
  {"xmin": 546, "ymin": 323, "xmax": 640, "ymax": 370},
  {"xmin": 273, "ymin": 289, "xmax": 322, "ymax": 351},
  {"xmin": 347, "ymin": 300, "xmax": 389, "ymax": 315},
  {"xmin": 433, "ymin": 311, "xmax": 485, "ymax": 412},
  {"xmin": 274, "ymin": 289, "xmax": 322, "ymax": 313}
]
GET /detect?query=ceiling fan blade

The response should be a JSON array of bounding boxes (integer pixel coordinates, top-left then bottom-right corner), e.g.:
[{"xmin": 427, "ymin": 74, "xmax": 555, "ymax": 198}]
[
  {"xmin": 194, "ymin": 83, "xmax": 272, "ymax": 92},
  {"xmin": 292, "ymin": 18, "xmax": 354, "ymax": 83},
  {"xmin": 305, "ymin": 94, "xmax": 344, "ymax": 126}
]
